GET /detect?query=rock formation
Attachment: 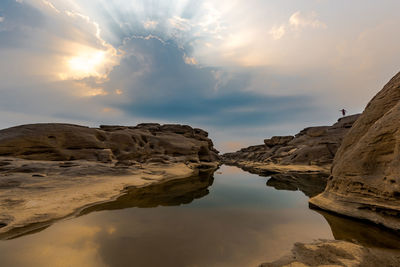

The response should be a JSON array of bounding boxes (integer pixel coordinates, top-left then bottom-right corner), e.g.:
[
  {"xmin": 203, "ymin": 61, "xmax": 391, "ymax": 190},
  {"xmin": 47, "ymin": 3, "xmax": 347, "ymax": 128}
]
[
  {"xmin": 310, "ymin": 72, "xmax": 400, "ymax": 230},
  {"xmin": 0, "ymin": 123, "xmax": 219, "ymax": 164},
  {"xmin": 223, "ymin": 114, "xmax": 359, "ymax": 173},
  {"xmin": 260, "ymin": 239, "xmax": 400, "ymax": 267},
  {"xmin": 0, "ymin": 123, "xmax": 220, "ymax": 236}
]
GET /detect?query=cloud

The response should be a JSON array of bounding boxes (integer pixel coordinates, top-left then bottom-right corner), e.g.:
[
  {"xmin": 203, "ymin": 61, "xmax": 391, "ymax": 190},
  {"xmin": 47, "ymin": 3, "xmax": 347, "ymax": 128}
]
[
  {"xmin": 42, "ymin": 0, "xmax": 60, "ymax": 13},
  {"xmin": 0, "ymin": 17, "xmax": 4, "ymax": 22},
  {"xmin": 183, "ymin": 54, "xmax": 198, "ymax": 65},
  {"xmin": 1, "ymin": 0, "xmax": 400, "ymax": 153},
  {"xmin": 269, "ymin": 25, "xmax": 286, "ymax": 40},
  {"xmin": 143, "ymin": 20, "xmax": 158, "ymax": 30},
  {"xmin": 92, "ymin": 36, "xmax": 318, "ymax": 129},
  {"xmin": 289, "ymin": 11, "xmax": 327, "ymax": 30},
  {"xmin": 268, "ymin": 11, "xmax": 326, "ymax": 41},
  {"xmin": 169, "ymin": 16, "xmax": 192, "ymax": 32}
]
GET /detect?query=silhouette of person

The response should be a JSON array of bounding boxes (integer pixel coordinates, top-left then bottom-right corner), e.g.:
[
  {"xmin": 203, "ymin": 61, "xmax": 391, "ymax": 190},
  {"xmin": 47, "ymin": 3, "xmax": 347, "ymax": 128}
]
[{"xmin": 340, "ymin": 109, "xmax": 346, "ymax": 117}]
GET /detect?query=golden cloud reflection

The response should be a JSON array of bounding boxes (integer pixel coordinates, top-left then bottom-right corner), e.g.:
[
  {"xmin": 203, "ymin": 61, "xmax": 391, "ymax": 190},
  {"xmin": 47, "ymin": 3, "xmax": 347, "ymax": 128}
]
[
  {"xmin": 0, "ymin": 167, "xmax": 334, "ymax": 267},
  {"xmin": 1, "ymin": 166, "xmax": 400, "ymax": 266},
  {"xmin": 0, "ymin": 223, "xmax": 106, "ymax": 267}
]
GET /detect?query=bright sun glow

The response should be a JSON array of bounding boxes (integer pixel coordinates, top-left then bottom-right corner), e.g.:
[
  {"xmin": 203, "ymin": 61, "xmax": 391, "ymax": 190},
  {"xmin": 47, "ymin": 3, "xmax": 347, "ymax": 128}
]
[{"xmin": 67, "ymin": 50, "xmax": 106, "ymax": 78}]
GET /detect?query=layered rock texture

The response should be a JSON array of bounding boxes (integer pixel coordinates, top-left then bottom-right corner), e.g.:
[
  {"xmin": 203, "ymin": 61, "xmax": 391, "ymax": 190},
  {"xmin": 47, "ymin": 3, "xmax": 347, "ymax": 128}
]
[
  {"xmin": 0, "ymin": 123, "xmax": 219, "ymax": 164},
  {"xmin": 0, "ymin": 123, "xmax": 219, "ymax": 237},
  {"xmin": 223, "ymin": 114, "xmax": 359, "ymax": 174},
  {"xmin": 310, "ymin": 72, "xmax": 400, "ymax": 230}
]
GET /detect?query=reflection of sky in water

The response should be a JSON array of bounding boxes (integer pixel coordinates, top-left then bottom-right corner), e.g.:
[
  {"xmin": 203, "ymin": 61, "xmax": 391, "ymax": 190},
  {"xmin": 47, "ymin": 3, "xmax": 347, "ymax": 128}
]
[{"xmin": 0, "ymin": 166, "xmax": 334, "ymax": 267}]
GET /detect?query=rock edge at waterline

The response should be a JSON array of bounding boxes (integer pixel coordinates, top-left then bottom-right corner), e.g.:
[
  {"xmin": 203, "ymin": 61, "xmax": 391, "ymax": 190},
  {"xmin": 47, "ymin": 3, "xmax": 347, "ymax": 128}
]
[
  {"xmin": 0, "ymin": 123, "xmax": 220, "ymax": 237},
  {"xmin": 310, "ymin": 72, "xmax": 400, "ymax": 230}
]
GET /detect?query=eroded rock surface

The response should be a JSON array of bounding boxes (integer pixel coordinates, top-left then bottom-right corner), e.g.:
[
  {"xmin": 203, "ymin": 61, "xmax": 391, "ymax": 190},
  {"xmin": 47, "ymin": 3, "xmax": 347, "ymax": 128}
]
[
  {"xmin": 222, "ymin": 114, "xmax": 359, "ymax": 173},
  {"xmin": 310, "ymin": 72, "xmax": 400, "ymax": 230},
  {"xmin": 0, "ymin": 123, "xmax": 219, "ymax": 164},
  {"xmin": 0, "ymin": 123, "xmax": 220, "ymax": 237},
  {"xmin": 260, "ymin": 240, "xmax": 400, "ymax": 267}
]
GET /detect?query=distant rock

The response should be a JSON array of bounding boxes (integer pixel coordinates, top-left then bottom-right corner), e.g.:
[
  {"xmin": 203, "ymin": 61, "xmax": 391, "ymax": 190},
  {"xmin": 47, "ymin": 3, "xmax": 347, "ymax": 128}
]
[
  {"xmin": 0, "ymin": 123, "xmax": 219, "ymax": 164},
  {"xmin": 264, "ymin": 136, "xmax": 294, "ymax": 147},
  {"xmin": 223, "ymin": 114, "xmax": 360, "ymax": 170},
  {"xmin": 310, "ymin": 72, "xmax": 400, "ymax": 230}
]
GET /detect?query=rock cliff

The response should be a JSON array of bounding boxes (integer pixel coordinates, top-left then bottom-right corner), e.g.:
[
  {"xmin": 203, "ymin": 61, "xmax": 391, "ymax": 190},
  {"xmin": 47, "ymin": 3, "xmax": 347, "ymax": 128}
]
[
  {"xmin": 310, "ymin": 72, "xmax": 400, "ymax": 230},
  {"xmin": 223, "ymin": 114, "xmax": 359, "ymax": 173}
]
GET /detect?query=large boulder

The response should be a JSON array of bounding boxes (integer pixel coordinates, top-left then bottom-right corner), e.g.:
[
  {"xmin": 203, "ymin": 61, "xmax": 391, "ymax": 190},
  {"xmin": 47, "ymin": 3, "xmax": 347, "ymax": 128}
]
[
  {"xmin": 310, "ymin": 72, "xmax": 400, "ymax": 230},
  {"xmin": 0, "ymin": 123, "xmax": 219, "ymax": 164}
]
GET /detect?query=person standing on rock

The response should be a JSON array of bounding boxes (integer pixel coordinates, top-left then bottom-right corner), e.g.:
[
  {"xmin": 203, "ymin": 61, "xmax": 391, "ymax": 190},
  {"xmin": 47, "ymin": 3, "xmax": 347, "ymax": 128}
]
[{"xmin": 340, "ymin": 109, "xmax": 346, "ymax": 117}]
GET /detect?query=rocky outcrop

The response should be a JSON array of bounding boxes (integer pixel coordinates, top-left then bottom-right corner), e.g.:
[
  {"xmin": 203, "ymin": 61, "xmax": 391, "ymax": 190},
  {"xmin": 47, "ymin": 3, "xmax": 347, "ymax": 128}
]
[
  {"xmin": 0, "ymin": 167, "xmax": 215, "ymax": 240},
  {"xmin": 260, "ymin": 240, "xmax": 400, "ymax": 267},
  {"xmin": 310, "ymin": 72, "xmax": 400, "ymax": 230},
  {"xmin": 222, "ymin": 114, "xmax": 359, "ymax": 173},
  {"xmin": 0, "ymin": 123, "xmax": 220, "ymax": 237},
  {"xmin": 0, "ymin": 123, "xmax": 219, "ymax": 164}
]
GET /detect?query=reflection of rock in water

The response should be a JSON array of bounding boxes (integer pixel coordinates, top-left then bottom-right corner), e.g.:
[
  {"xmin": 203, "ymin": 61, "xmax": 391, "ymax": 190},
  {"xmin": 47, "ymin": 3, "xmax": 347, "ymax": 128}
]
[
  {"xmin": 79, "ymin": 170, "xmax": 214, "ymax": 215},
  {"xmin": 313, "ymin": 208, "xmax": 400, "ymax": 249},
  {"xmin": 266, "ymin": 173, "xmax": 328, "ymax": 197},
  {"xmin": 0, "ymin": 171, "xmax": 214, "ymax": 240}
]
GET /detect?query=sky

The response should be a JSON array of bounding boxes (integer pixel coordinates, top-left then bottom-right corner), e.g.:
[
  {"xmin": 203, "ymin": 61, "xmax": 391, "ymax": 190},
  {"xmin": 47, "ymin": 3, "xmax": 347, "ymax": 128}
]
[{"xmin": 0, "ymin": 0, "xmax": 400, "ymax": 152}]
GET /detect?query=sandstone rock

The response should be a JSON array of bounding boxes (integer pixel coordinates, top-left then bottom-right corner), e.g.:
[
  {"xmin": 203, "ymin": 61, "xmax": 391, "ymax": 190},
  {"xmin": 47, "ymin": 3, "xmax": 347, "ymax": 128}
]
[
  {"xmin": 264, "ymin": 136, "xmax": 294, "ymax": 147},
  {"xmin": 223, "ymin": 114, "xmax": 360, "ymax": 167},
  {"xmin": 0, "ymin": 123, "xmax": 220, "ymax": 236},
  {"xmin": 310, "ymin": 72, "xmax": 400, "ymax": 230},
  {"xmin": 260, "ymin": 240, "xmax": 400, "ymax": 267},
  {"xmin": 0, "ymin": 123, "xmax": 219, "ymax": 164}
]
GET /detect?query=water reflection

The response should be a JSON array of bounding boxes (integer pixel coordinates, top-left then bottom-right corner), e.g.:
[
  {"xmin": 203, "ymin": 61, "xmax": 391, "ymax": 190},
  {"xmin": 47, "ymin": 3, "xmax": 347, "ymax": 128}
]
[
  {"xmin": 0, "ymin": 166, "xmax": 400, "ymax": 267},
  {"xmin": 314, "ymin": 209, "xmax": 400, "ymax": 249},
  {"xmin": 80, "ymin": 170, "xmax": 214, "ymax": 215},
  {"xmin": 266, "ymin": 172, "xmax": 328, "ymax": 197},
  {"xmin": 0, "ymin": 166, "xmax": 332, "ymax": 267}
]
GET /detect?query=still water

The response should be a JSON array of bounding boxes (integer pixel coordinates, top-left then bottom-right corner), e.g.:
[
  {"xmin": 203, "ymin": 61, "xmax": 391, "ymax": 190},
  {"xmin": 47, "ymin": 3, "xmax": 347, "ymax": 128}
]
[{"xmin": 1, "ymin": 165, "xmax": 400, "ymax": 267}]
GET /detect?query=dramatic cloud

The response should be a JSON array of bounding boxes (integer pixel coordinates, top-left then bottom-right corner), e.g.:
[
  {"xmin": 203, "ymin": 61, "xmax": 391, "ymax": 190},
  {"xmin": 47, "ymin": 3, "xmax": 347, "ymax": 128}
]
[{"xmin": 1, "ymin": 0, "xmax": 400, "ymax": 152}]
